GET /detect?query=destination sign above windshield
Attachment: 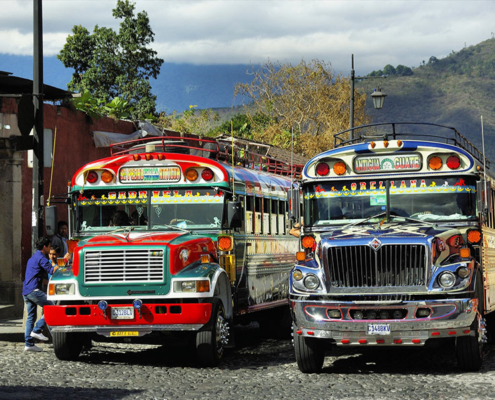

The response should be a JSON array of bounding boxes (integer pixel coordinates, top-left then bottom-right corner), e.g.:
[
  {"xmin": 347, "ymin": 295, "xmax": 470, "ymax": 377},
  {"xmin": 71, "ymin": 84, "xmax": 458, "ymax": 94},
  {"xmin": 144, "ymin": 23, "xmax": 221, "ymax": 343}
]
[
  {"xmin": 354, "ymin": 153, "xmax": 421, "ymax": 174},
  {"xmin": 119, "ymin": 166, "xmax": 181, "ymax": 183}
]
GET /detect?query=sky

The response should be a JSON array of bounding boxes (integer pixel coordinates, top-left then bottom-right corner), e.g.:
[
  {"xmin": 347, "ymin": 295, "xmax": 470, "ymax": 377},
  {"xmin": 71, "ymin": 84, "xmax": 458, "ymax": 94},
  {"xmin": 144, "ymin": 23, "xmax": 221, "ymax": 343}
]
[{"xmin": 0, "ymin": 0, "xmax": 494, "ymax": 75}]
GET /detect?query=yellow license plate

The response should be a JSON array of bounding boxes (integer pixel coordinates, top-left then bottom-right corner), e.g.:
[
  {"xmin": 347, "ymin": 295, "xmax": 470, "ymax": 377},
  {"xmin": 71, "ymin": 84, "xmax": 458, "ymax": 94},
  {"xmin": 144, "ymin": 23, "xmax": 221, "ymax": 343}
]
[{"xmin": 110, "ymin": 331, "xmax": 139, "ymax": 337}]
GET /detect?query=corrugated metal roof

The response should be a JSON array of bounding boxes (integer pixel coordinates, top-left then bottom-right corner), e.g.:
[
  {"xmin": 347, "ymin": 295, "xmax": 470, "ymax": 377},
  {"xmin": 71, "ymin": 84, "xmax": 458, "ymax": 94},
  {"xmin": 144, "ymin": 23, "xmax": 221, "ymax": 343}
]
[{"xmin": 0, "ymin": 70, "xmax": 70, "ymax": 101}]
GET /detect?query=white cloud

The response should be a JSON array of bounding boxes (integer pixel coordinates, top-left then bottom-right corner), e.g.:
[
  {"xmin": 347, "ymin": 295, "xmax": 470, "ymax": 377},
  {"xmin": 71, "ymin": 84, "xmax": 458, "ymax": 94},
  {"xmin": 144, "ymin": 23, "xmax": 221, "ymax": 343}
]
[{"xmin": 0, "ymin": 0, "xmax": 494, "ymax": 74}]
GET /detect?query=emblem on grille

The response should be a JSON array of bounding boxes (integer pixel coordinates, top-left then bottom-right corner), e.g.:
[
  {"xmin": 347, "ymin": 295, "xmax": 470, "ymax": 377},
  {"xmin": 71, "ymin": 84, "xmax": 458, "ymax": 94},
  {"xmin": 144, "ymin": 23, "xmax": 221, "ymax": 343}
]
[{"xmin": 369, "ymin": 238, "xmax": 382, "ymax": 251}]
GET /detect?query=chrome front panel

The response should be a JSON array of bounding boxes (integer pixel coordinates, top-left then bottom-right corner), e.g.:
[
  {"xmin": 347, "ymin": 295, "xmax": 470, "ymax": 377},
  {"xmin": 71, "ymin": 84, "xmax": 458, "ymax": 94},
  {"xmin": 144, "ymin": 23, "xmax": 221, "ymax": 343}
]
[
  {"xmin": 327, "ymin": 243, "xmax": 427, "ymax": 288},
  {"xmin": 84, "ymin": 249, "xmax": 165, "ymax": 284}
]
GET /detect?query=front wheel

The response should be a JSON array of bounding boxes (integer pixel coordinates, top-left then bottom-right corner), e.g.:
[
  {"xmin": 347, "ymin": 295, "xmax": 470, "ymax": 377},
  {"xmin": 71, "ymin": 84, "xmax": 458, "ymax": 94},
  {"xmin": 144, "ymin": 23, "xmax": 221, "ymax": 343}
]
[
  {"xmin": 52, "ymin": 331, "xmax": 84, "ymax": 361},
  {"xmin": 196, "ymin": 299, "xmax": 229, "ymax": 367},
  {"xmin": 293, "ymin": 325, "xmax": 324, "ymax": 373}
]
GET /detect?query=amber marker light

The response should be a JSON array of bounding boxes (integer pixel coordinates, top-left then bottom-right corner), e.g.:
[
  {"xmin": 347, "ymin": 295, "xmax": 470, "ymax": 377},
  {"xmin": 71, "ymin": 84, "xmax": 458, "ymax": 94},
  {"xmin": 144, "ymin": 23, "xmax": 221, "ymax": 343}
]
[
  {"xmin": 101, "ymin": 170, "xmax": 114, "ymax": 183},
  {"xmin": 218, "ymin": 236, "xmax": 233, "ymax": 251},
  {"xmin": 145, "ymin": 153, "xmax": 152, "ymax": 161},
  {"xmin": 333, "ymin": 161, "xmax": 347, "ymax": 176},
  {"xmin": 185, "ymin": 168, "xmax": 198, "ymax": 181},
  {"xmin": 296, "ymin": 251, "xmax": 306, "ymax": 261},
  {"xmin": 383, "ymin": 140, "xmax": 389, "ymax": 148},
  {"xmin": 370, "ymin": 142, "xmax": 376, "ymax": 149},
  {"xmin": 467, "ymin": 229, "xmax": 482, "ymax": 245},
  {"xmin": 428, "ymin": 156, "xmax": 442, "ymax": 170},
  {"xmin": 397, "ymin": 140, "xmax": 403, "ymax": 147},
  {"xmin": 157, "ymin": 154, "xmax": 165, "ymax": 160},
  {"xmin": 48, "ymin": 284, "xmax": 55, "ymax": 296},
  {"xmin": 302, "ymin": 236, "xmax": 316, "ymax": 249},
  {"xmin": 459, "ymin": 248, "xmax": 471, "ymax": 258},
  {"xmin": 201, "ymin": 254, "xmax": 210, "ymax": 263},
  {"xmin": 196, "ymin": 281, "xmax": 210, "ymax": 292},
  {"xmin": 133, "ymin": 154, "xmax": 141, "ymax": 161}
]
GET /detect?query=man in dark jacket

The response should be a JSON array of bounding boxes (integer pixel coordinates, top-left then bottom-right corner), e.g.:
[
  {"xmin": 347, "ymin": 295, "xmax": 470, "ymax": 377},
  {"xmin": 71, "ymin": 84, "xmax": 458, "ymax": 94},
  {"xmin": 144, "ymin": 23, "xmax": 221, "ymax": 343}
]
[
  {"xmin": 51, "ymin": 221, "xmax": 69, "ymax": 258},
  {"xmin": 22, "ymin": 236, "xmax": 59, "ymax": 352}
]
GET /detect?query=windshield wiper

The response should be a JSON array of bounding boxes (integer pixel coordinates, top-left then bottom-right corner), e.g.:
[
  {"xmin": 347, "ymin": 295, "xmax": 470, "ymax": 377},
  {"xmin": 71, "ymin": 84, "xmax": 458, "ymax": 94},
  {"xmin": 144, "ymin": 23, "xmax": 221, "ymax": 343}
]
[{"xmin": 151, "ymin": 224, "xmax": 191, "ymax": 234}]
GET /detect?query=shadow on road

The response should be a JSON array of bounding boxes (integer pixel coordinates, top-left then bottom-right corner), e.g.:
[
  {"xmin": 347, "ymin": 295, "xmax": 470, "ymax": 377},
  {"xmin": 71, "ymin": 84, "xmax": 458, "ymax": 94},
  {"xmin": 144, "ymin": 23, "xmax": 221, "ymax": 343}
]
[{"xmin": 0, "ymin": 386, "xmax": 141, "ymax": 400}]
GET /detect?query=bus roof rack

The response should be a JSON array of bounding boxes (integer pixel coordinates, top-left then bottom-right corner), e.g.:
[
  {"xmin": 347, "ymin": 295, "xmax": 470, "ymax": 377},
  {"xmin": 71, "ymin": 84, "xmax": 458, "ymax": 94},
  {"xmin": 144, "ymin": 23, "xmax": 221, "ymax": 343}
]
[
  {"xmin": 334, "ymin": 122, "xmax": 490, "ymax": 169},
  {"xmin": 109, "ymin": 135, "xmax": 304, "ymax": 179}
]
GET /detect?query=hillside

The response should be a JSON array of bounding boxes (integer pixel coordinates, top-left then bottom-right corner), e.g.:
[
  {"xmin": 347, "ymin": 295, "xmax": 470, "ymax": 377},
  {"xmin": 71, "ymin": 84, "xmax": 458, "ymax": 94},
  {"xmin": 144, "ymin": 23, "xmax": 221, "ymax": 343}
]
[{"xmin": 359, "ymin": 38, "xmax": 495, "ymax": 161}]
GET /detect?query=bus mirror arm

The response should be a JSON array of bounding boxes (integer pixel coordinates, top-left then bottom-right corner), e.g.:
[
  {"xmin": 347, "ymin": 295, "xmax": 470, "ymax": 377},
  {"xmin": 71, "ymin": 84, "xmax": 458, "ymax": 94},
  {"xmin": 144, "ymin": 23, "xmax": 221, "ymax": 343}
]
[{"xmin": 227, "ymin": 201, "xmax": 242, "ymax": 229}]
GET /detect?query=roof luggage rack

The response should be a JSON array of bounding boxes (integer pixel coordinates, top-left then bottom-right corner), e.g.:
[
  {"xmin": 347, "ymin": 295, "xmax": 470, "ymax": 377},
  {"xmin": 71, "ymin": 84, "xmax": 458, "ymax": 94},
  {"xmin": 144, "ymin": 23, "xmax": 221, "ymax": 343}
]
[
  {"xmin": 333, "ymin": 122, "xmax": 490, "ymax": 169},
  {"xmin": 110, "ymin": 136, "xmax": 304, "ymax": 178}
]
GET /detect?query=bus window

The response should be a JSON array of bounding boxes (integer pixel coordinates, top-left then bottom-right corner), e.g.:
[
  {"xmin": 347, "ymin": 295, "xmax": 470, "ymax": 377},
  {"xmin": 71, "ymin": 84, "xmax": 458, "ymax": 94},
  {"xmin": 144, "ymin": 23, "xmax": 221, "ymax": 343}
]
[
  {"xmin": 245, "ymin": 196, "xmax": 255, "ymax": 234},
  {"xmin": 278, "ymin": 201, "xmax": 286, "ymax": 234},
  {"xmin": 255, "ymin": 197, "xmax": 262, "ymax": 234},
  {"xmin": 263, "ymin": 198, "xmax": 270, "ymax": 234},
  {"xmin": 271, "ymin": 199, "xmax": 278, "ymax": 235}
]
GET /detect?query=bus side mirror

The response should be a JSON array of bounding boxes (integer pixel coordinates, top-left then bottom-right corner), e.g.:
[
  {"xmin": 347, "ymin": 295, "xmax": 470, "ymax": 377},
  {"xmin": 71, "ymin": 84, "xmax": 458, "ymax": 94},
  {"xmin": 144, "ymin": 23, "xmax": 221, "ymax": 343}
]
[
  {"xmin": 477, "ymin": 180, "xmax": 491, "ymax": 214},
  {"xmin": 45, "ymin": 205, "xmax": 58, "ymax": 236},
  {"xmin": 289, "ymin": 182, "xmax": 301, "ymax": 223},
  {"xmin": 227, "ymin": 201, "xmax": 242, "ymax": 229}
]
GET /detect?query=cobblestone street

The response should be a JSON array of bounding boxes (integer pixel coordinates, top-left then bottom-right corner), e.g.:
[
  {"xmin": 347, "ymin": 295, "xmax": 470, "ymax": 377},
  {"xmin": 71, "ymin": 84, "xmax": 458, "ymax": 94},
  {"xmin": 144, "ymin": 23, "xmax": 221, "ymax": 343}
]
[{"xmin": 1, "ymin": 324, "xmax": 494, "ymax": 400}]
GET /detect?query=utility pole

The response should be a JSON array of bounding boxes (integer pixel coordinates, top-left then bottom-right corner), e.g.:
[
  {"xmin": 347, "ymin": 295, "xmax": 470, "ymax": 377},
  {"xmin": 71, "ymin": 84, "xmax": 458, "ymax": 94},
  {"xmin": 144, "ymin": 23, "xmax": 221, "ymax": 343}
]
[
  {"xmin": 349, "ymin": 54, "xmax": 355, "ymax": 141},
  {"xmin": 32, "ymin": 0, "xmax": 44, "ymax": 251}
]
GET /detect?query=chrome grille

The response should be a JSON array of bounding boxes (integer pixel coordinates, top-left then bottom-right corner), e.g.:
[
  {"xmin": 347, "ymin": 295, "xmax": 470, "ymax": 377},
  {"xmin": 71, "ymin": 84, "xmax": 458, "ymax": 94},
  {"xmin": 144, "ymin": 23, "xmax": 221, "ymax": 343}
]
[
  {"xmin": 327, "ymin": 244, "xmax": 426, "ymax": 288},
  {"xmin": 84, "ymin": 249, "xmax": 164, "ymax": 283}
]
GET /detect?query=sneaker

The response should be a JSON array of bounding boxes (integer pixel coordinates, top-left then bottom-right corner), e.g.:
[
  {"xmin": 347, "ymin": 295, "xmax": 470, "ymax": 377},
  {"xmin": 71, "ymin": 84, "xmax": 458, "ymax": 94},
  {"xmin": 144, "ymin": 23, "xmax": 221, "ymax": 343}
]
[
  {"xmin": 24, "ymin": 345, "xmax": 43, "ymax": 352},
  {"xmin": 30, "ymin": 331, "xmax": 49, "ymax": 341}
]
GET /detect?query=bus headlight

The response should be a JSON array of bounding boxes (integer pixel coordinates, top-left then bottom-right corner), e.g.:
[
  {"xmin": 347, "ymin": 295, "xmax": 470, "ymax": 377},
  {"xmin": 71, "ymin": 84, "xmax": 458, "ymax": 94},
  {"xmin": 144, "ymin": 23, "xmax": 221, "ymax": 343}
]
[
  {"xmin": 173, "ymin": 280, "xmax": 210, "ymax": 293},
  {"xmin": 438, "ymin": 271, "xmax": 456, "ymax": 288},
  {"xmin": 54, "ymin": 283, "xmax": 75, "ymax": 295},
  {"xmin": 303, "ymin": 274, "xmax": 320, "ymax": 290}
]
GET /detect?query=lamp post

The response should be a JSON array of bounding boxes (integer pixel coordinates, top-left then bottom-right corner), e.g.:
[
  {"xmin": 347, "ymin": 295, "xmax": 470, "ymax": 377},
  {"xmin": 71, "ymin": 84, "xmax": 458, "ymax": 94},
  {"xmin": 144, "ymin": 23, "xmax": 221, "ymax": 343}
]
[{"xmin": 349, "ymin": 54, "xmax": 387, "ymax": 141}]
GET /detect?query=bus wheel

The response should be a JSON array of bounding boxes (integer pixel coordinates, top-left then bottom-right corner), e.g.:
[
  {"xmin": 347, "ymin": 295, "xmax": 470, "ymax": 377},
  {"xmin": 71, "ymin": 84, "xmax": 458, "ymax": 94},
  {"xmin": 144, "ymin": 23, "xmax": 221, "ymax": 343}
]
[
  {"xmin": 456, "ymin": 272, "xmax": 484, "ymax": 371},
  {"xmin": 52, "ymin": 332, "xmax": 84, "ymax": 361},
  {"xmin": 293, "ymin": 325, "xmax": 324, "ymax": 373},
  {"xmin": 196, "ymin": 299, "xmax": 229, "ymax": 367}
]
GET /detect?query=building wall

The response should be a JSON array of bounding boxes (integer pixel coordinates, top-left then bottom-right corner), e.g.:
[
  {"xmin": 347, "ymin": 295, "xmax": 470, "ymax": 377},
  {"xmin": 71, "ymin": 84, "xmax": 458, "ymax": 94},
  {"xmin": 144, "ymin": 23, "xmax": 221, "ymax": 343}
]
[{"xmin": 0, "ymin": 98, "xmax": 135, "ymax": 317}]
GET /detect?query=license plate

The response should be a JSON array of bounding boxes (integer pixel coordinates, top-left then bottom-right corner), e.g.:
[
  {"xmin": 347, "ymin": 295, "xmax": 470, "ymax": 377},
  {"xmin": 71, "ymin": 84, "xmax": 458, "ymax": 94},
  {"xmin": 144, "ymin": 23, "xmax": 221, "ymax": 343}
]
[
  {"xmin": 367, "ymin": 323, "xmax": 391, "ymax": 335},
  {"xmin": 110, "ymin": 307, "xmax": 134, "ymax": 320},
  {"xmin": 110, "ymin": 331, "xmax": 139, "ymax": 337}
]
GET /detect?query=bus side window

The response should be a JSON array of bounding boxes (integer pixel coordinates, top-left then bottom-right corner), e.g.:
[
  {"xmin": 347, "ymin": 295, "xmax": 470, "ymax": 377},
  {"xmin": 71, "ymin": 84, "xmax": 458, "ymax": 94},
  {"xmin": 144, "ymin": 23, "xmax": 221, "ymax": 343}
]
[
  {"xmin": 279, "ymin": 200, "xmax": 286, "ymax": 235},
  {"xmin": 245, "ymin": 196, "xmax": 255, "ymax": 234},
  {"xmin": 271, "ymin": 199, "xmax": 278, "ymax": 235},
  {"xmin": 263, "ymin": 198, "xmax": 270, "ymax": 235},
  {"xmin": 255, "ymin": 197, "xmax": 262, "ymax": 234}
]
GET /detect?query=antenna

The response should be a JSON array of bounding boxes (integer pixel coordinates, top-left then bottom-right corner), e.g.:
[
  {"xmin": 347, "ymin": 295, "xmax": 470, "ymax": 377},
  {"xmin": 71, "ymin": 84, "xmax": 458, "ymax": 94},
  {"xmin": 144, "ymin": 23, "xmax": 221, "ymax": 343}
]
[
  {"xmin": 482, "ymin": 115, "xmax": 487, "ymax": 216},
  {"xmin": 231, "ymin": 121, "xmax": 235, "ymax": 199}
]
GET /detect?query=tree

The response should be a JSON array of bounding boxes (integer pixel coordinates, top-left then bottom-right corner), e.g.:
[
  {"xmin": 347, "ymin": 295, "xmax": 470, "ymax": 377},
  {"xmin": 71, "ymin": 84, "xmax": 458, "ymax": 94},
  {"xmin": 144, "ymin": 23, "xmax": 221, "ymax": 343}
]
[
  {"xmin": 58, "ymin": 0, "xmax": 164, "ymax": 119},
  {"xmin": 383, "ymin": 64, "xmax": 397, "ymax": 76},
  {"xmin": 234, "ymin": 59, "xmax": 370, "ymax": 157},
  {"xmin": 159, "ymin": 106, "xmax": 220, "ymax": 137}
]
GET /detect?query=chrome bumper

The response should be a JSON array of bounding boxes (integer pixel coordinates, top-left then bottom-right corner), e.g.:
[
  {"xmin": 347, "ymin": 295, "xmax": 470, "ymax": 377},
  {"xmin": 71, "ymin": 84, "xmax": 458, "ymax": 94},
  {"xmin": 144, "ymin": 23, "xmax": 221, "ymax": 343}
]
[
  {"xmin": 291, "ymin": 297, "xmax": 477, "ymax": 346},
  {"xmin": 50, "ymin": 324, "xmax": 204, "ymax": 337}
]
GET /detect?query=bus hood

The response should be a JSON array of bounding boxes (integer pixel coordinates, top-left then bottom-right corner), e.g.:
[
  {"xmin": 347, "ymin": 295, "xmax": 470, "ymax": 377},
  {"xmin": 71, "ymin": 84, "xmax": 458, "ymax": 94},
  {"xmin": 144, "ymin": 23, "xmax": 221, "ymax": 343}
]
[{"xmin": 78, "ymin": 231, "xmax": 193, "ymax": 247}]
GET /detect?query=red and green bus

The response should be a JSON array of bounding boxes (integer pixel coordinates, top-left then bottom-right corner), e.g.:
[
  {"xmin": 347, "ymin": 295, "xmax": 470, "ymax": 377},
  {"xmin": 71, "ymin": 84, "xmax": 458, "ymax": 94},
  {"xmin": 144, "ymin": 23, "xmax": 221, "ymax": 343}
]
[{"xmin": 45, "ymin": 136, "xmax": 302, "ymax": 366}]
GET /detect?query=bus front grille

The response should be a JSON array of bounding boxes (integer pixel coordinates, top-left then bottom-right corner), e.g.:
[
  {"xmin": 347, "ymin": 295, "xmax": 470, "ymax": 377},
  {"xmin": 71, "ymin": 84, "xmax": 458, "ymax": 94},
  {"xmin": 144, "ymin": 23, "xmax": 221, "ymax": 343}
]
[
  {"xmin": 84, "ymin": 249, "xmax": 164, "ymax": 283},
  {"xmin": 327, "ymin": 244, "xmax": 426, "ymax": 288}
]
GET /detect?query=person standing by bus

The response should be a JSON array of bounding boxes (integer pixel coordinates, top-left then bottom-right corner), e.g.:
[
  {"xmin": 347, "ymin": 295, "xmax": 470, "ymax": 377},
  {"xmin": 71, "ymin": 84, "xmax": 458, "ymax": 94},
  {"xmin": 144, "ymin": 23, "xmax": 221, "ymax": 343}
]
[
  {"xmin": 23, "ymin": 237, "xmax": 59, "ymax": 352},
  {"xmin": 51, "ymin": 221, "xmax": 69, "ymax": 258}
]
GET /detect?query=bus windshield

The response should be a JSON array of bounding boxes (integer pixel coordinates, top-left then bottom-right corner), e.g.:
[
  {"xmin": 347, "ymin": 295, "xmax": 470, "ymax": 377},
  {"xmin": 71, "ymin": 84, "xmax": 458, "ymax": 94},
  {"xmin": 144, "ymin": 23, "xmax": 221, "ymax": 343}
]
[
  {"xmin": 304, "ymin": 176, "xmax": 477, "ymax": 226},
  {"xmin": 75, "ymin": 188, "xmax": 225, "ymax": 232}
]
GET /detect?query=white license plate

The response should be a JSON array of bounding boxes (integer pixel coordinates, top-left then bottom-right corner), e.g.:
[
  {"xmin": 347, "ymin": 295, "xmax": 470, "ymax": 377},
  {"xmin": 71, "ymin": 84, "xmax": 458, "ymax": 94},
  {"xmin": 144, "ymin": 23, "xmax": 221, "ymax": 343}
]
[
  {"xmin": 367, "ymin": 323, "xmax": 391, "ymax": 335},
  {"xmin": 110, "ymin": 307, "xmax": 134, "ymax": 320}
]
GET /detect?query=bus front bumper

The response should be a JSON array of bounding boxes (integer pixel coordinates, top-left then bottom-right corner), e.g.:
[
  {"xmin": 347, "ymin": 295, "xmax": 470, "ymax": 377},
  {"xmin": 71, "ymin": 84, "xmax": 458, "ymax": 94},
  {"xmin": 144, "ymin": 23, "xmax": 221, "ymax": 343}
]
[{"xmin": 291, "ymin": 297, "xmax": 478, "ymax": 346}]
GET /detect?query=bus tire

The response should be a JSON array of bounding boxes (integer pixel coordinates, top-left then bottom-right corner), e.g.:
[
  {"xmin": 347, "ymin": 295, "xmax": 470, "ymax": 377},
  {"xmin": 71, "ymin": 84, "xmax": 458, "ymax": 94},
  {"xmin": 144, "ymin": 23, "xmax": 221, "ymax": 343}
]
[
  {"xmin": 456, "ymin": 271, "xmax": 484, "ymax": 371},
  {"xmin": 52, "ymin": 331, "xmax": 84, "ymax": 361},
  {"xmin": 293, "ymin": 325, "xmax": 324, "ymax": 373},
  {"xmin": 196, "ymin": 299, "xmax": 228, "ymax": 367}
]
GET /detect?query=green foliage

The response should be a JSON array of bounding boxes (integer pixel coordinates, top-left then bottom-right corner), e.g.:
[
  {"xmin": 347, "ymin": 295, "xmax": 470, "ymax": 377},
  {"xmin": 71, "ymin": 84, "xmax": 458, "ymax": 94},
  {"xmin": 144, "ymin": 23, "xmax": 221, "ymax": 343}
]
[
  {"xmin": 369, "ymin": 64, "xmax": 413, "ymax": 77},
  {"xmin": 158, "ymin": 106, "xmax": 220, "ymax": 136},
  {"xmin": 58, "ymin": 0, "xmax": 164, "ymax": 120},
  {"xmin": 71, "ymin": 89, "xmax": 135, "ymax": 121}
]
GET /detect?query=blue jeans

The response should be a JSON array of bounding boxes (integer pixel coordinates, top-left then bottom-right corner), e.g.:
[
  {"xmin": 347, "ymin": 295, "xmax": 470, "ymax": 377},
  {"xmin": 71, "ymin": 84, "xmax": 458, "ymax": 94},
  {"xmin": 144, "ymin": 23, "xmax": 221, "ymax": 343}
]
[{"xmin": 23, "ymin": 290, "xmax": 53, "ymax": 346}]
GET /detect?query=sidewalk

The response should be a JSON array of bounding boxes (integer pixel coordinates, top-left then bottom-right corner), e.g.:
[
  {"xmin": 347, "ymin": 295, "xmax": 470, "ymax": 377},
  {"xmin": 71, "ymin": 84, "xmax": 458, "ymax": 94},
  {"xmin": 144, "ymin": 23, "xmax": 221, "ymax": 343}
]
[{"xmin": 0, "ymin": 318, "xmax": 24, "ymax": 342}]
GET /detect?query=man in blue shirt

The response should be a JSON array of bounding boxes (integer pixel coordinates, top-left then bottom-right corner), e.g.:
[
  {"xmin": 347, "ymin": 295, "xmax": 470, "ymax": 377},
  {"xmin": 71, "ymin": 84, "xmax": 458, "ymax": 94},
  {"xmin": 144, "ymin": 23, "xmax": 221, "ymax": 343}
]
[{"xmin": 22, "ymin": 236, "xmax": 59, "ymax": 352}]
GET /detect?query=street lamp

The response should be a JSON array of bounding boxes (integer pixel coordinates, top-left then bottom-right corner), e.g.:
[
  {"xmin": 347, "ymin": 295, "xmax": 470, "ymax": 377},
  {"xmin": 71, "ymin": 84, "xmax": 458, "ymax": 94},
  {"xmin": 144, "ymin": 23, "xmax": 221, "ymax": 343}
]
[
  {"xmin": 349, "ymin": 54, "xmax": 387, "ymax": 141},
  {"xmin": 371, "ymin": 88, "xmax": 387, "ymax": 109}
]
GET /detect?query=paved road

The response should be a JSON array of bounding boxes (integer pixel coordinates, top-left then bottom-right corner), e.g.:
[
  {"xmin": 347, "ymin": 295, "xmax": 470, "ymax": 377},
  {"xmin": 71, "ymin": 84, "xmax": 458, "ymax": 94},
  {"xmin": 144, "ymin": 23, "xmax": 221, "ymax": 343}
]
[{"xmin": 1, "ymin": 325, "xmax": 495, "ymax": 400}]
